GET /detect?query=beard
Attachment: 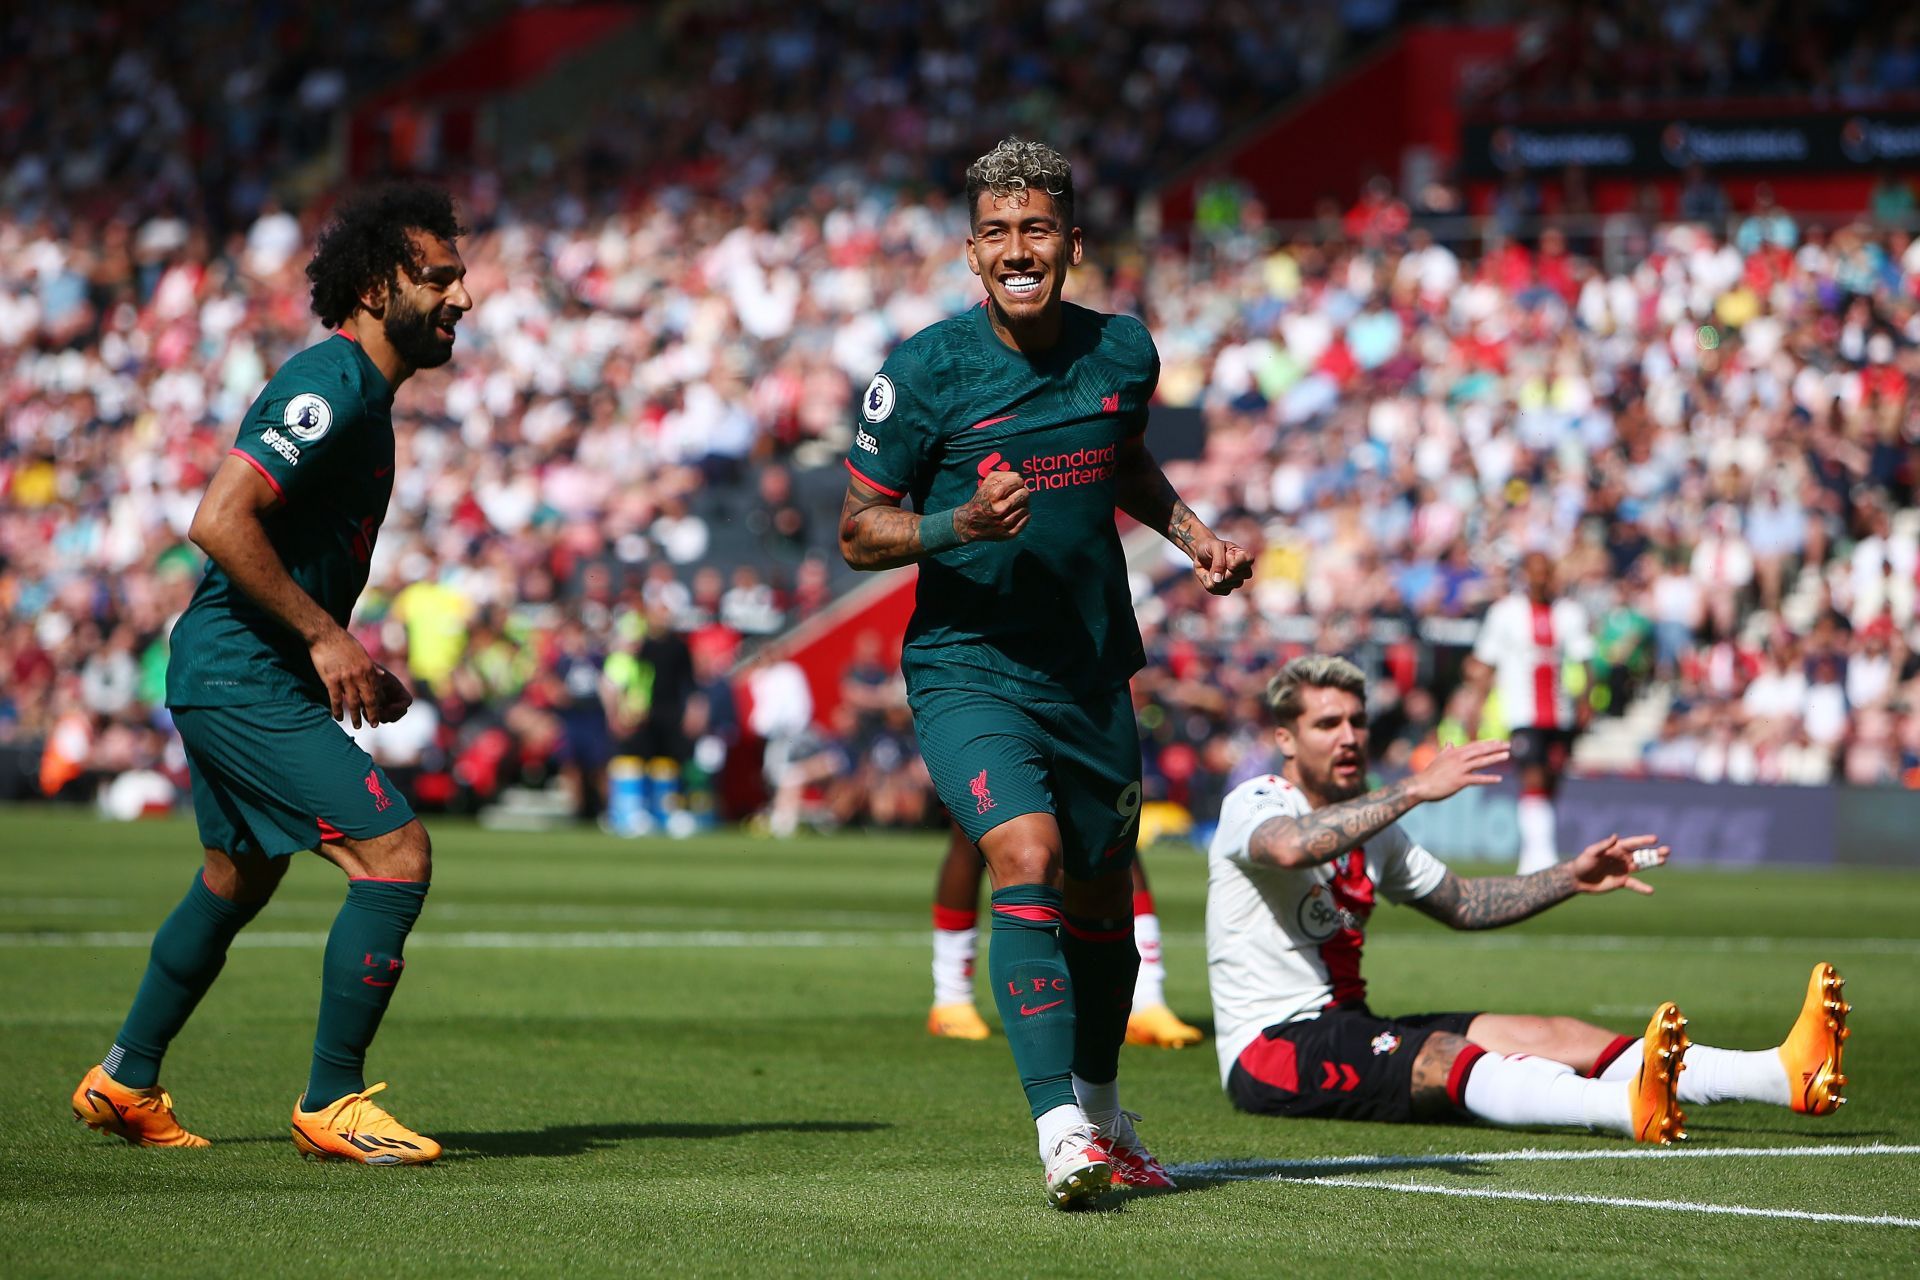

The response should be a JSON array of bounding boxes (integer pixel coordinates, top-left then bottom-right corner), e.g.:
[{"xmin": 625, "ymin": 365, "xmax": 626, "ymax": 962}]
[
  {"xmin": 384, "ymin": 291, "xmax": 455, "ymax": 369},
  {"xmin": 1303, "ymin": 756, "xmax": 1369, "ymax": 802}
]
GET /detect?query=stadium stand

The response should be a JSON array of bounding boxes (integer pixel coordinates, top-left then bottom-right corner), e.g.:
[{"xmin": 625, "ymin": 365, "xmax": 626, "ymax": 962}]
[{"xmin": 5, "ymin": 1, "xmax": 1920, "ymax": 833}]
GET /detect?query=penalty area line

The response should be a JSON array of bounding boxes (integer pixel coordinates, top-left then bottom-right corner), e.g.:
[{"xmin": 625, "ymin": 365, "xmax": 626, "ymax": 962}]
[{"xmin": 1301, "ymin": 1176, "xmax": 1920, "ymax": 1229}]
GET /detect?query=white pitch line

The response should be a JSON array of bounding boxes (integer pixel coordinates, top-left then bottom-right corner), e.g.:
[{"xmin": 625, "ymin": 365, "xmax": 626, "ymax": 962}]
[
  {"xmin": 0, "ymin": 929, "xmax": 928, "ymax": 950},
  {"xmin": 0, "ymin": 898, "xmax": 131, "ymax": 915},
  {"xmin": 1301, "ymin": 1177, "xmax": 1920, "ymax": 1228},
  {"xmin": 1173, "ymin": 1143, "xmax": 1920, "ymax": 1179},
  {"xmin": 1361, "ymin": 933, "xmax": 1920, "ymax": 956}
]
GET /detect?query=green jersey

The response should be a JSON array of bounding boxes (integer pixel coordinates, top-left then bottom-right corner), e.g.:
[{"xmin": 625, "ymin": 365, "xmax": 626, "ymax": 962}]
[
  {"xmin": 847, "ymin": 302, "xmax": 1157, "ymax": 701},
  {"xmin": 167, "ymin": 333, "xmax": 396, "ymax": 707}
]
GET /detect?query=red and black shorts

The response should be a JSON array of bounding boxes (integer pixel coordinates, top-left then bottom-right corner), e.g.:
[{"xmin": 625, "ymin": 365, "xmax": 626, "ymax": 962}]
[
  {"xmin": 1226, "ymin": 1005, "xmax": 1482, "ymax": 1124},
  {"xmin": 1510, "ymin": 727, "xmax": 1575, "ymax": 772}
]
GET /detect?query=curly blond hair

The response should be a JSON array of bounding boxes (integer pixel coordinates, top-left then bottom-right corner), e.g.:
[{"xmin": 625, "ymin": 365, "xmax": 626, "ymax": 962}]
[{"xmin": 965, "ymin": 137, "xmax": 1074, "ymax": 228}]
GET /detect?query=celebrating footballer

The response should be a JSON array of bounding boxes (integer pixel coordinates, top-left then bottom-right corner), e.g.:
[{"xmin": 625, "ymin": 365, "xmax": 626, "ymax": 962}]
[{"xmin": 839, "ymin": 137, "xmax": 1251, "ymax": 1208}]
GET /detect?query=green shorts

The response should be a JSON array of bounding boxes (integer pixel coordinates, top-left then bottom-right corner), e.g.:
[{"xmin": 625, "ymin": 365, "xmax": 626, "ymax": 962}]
[
  {"xmin": 171, "ymin": 701, "xmax": 414, "ymax": 858},
  {"xmin": 909, "ymin": 683, "xmax": 1142, "ymax": 881}
]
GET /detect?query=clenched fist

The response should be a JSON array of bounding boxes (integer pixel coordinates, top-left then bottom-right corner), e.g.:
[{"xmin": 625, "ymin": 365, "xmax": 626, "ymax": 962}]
[{"xmin": 957, "ymin": 468, "xmax": 1031, "ymax": 543}]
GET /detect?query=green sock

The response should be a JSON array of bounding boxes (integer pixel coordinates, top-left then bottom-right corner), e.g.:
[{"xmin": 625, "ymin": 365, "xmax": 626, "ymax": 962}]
[
  {"xmin": 987, "ymin": 886, "xmax": 1077, "ymax": 1119},
  {"xmin": 105, "ymin": 872, "xmax": 266, "ymax": 1089},
  {"xmin": 1061, "ymin": 914, "xmax": 1138, "ymax": 1088},
  {"xmin": 304, "ymin": 879, "xmax": 428, "ymax": 1110}
]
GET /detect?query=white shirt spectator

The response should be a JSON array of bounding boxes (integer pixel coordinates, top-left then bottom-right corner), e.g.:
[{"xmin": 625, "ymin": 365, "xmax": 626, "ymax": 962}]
[
  {"xmin": 1691, "ymin": 532, "xmax": 1754, "ymax": 591},
  {"xmin": 1743, "ymin": 663, "xmax": 1809, "ymax": 721},
  {"xmin": 1848, "ymin": 650, "xmax": 1893, "ymax": 709},
  {"xmin": 1805, "ymin": 678, "xmax": 1850, "ymax": 747},
  {"xmin": 652, "ymin": 510, "xmax": 712, "ymax": 565},
  {"xmin": 747, "ymin": 660, "xmax": 813, "ymax": 740},
  {"xmin": 348, "ymin": 700, "xmax": 441, "ymax": 768}
]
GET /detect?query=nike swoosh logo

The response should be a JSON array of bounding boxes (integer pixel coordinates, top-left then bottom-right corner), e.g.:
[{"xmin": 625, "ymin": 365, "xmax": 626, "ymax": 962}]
[
  {"xmin": 969, "ymin": 414, "xmax": 1017, "ymax": 430},
  {"xmin": 1020, "ymin": 999, "xmax": 1066, "ymax": 1016},
  {"xmin": 374, "ymin": 465, "xmax": 393, "ymax": 477},
  {"xmin": 361, "ymin": 977, "xmax": 397, "ymax": 988}
]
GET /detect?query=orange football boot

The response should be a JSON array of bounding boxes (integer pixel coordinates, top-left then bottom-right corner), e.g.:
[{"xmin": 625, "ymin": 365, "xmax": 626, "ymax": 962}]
[
  {"xmin": 1778, "ymin": 962, "xmax": 1850, "ymax": 1115},
  {"xmin": 71, "ymin": 1065, "xmax": 209, "ymax": 1148},
  {"xmin": 1125, "ymin": 1004, "xmax": 1205, "ymax": 1049},
  {"xmin": 1631, "ymin": 1002, "xmax": 1689, "ymax": 1144},
  {"xmin": 927, "ymin": 1002, "xmax": 993, "ymax": 1040},
  {"xmin": 290, "ymin": 1083, "xmax": 441, "ymax": 1165}
]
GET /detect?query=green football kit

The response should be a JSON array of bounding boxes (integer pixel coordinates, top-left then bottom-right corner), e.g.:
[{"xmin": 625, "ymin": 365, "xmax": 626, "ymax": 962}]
[
  {"xmin": 166, "ymin": 332, "xmax": 413, "ymax": 856},
  {"xmin": 849, "ymin": 299, "xmax": 1163, "ymax": 1126},
  {"xmin": 846, "ymin": 301, "xmax": 1157, "ymax": 876}
]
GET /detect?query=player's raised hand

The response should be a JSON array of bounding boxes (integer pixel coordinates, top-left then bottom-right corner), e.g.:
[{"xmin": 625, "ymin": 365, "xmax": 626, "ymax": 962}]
[
  {"xmin": 311, "ymin": 626, "xmax": 384, "ymax": 728},
  {"xmin": 1189, "ymin": 534, "xmax": 1253, "ymax": 596},
  {"xmin": 1569, "ymin": 832, "xmax": 1669, "ymax": 896},
  {"xmin": 373, "ymin": 666, "xmax": 414, "ymax": 723},
  {"xmin": 957, "ymin": 468, "xmax": 1031, "ymax": 542},
  {"xmin": 1405, "ymin": 738, "xmax": 1511, "ymax": 803}
]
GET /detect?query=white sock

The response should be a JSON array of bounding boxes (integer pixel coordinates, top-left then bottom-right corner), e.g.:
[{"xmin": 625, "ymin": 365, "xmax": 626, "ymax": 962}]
[
  {"xmin": 1132, "ymin": 911, "xmax": 1166, "ymax": 1009},
  {"xmin": 1072, "ymin": 1075, "xmax": 1121, "ymax": 1135},
  {"xmin": 1598, "ymin": 1042, "xmax": 1640, "ymax": 1082},
  {"xmin": 1462, "ymin": 1050, "xmax": 1632, "ymax": 1135},
  {"xmin": 1036, "ymin": 1102, "xmax": 1089, "ymax": 1157},
  {"xmin": 931, "ymin": 924, "xmax": 978, "ymax": 1007},
  {"xmin": 1501, "ymin": 1053, "xmax": 1578, "ymax": 1079},
  {"xmin": 1599, "ymin": 1037, "xmax": 1789, "ymax": 1106},
  {"xmin": 1515, "ymin": 795, "xmax": 1559, "ymax": 874}
]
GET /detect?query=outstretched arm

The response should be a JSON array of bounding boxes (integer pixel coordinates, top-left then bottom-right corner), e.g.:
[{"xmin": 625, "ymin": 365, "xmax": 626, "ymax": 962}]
[
  {"xmin": 1410, "ymin": 832, "xmax": 1669, "ymax": 930},
  {"xmin": 1112, "ymin": 435, "xmax": 1251, "ymax": 596},
  {"xmin": 838, "ymin": 470, "xmax": 1030, "ymax": 572},
  {"xmin": 1242, "ymin": 740, "xmax": 1511, "ymax": 869},
  {"xmin": 1245, "ymin": 777, "xmax": 1422, "ymax": 869}
]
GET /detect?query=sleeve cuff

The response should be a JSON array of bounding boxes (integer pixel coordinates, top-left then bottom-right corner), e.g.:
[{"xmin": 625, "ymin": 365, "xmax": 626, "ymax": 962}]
[
  {"xmin": 845, "ymin": 459, "xmax": 906, "ymax": 500},
  {"xmin": 229, "ymin": 447, "xmax": 286, "ymax": 500}
]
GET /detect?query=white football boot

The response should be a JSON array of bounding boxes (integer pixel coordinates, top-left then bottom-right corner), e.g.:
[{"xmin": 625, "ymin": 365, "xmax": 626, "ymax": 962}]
[{"xmin": 1042, "ymin": 1123, "xmax": 1112, "ymax": 1209}]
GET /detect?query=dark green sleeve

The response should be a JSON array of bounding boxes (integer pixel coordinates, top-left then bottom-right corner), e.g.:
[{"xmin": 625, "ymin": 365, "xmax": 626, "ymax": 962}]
[
  {"xmin": 1120, "ymin": 316, "xmax": 1160, "ymax": 438},
  {"xmin": 229, "ymin": 375, "xmax": 361, "ymax": 501},
  {"xmin": 845, "ymin": 347, "xmax": 936, "ymax": 499}
]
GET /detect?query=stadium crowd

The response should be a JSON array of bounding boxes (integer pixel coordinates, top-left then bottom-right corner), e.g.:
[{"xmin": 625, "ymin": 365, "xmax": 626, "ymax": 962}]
[
  {"xmin": 7, "ymin": 1, "xmax": 1920, "ymax": 828},
  {"xmin": 1477, "ymin": 0, "xmax": 1920, "ymax": 108}
]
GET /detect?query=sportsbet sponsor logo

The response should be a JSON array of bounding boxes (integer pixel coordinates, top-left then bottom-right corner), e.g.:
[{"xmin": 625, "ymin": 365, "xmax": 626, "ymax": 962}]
[
  {"xmin": 975, "ymin": 443, "xmax": 1117, "ymax": 489},
  {"xmin": 260, "ymin": 427, "xmax": 301, "ymax": 464}
]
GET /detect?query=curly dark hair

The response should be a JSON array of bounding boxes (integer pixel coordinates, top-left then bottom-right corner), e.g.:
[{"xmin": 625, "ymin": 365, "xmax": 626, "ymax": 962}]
[
  {"xmin": 965, "ymin": 137, "xmax": 1074, "ymax": 229},
  {"xmin": 306, "ymin": 183, "xmax": 466, "ymax": 329}
]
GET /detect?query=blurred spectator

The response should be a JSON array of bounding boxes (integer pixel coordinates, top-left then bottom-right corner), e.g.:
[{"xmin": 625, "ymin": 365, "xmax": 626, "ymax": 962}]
[{"xmin": 1678, "ymin": 165, "xmax": 1731, "ymax": 227}]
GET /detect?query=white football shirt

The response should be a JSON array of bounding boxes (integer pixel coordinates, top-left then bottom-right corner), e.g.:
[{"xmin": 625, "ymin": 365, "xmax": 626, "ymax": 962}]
[
  {"xmin": 1206, "ymin": 774, "xmax": 1449, "ymax": 1085},
  {"xmin": 1470, "ymin": 593, "xmax": 1594, "ymax": 730}
]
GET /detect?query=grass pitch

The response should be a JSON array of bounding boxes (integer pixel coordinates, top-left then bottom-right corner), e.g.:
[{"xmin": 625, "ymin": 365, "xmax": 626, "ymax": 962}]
[{"xmin": 1, "ymin": 808, "xmax": 1916, "ymax": 1277}]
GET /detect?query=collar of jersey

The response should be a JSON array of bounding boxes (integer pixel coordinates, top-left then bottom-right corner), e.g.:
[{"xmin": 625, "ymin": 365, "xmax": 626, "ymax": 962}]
[{"xmin": 335, "ymin": 332, "xmax": 397, "ymax": 407}]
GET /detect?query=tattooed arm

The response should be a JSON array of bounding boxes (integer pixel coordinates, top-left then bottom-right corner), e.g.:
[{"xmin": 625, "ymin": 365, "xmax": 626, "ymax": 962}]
[
  {"xmin": 838, "ymin": 470, "xmax": 1029, "ymax": 572},
  {"xmin": 1411, "ymin": 832, "xmax": 1671, "ymax": 930},
  {"xmin": 1112, "ymin": 435, "xmax": 1251, "ymax": 596},
  {"xmin": 1241, "ymin": 739, "xmax": 1512, "ymax": 870},
  {"xmin": 1244, "ymin": 777, "xmax": 1423, "ymax": 869},
  {"xmin": 1408, "ymin": 865, "xmax": 1578, "ymax": 930}
]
